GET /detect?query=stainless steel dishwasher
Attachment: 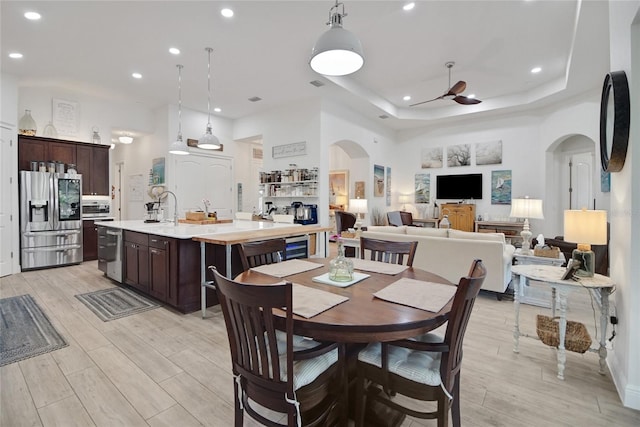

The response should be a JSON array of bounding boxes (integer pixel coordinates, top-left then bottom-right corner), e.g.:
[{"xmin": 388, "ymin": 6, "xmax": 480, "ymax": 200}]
[{"xmin": 97, "ymin": 225, "xmax": 122, "ymax": 282}]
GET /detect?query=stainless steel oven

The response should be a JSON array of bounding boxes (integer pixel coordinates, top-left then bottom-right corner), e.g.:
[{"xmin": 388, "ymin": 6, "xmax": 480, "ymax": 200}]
[{"xmin": 97, "ymin": 225, "xmax": 122, "ymax": 282}]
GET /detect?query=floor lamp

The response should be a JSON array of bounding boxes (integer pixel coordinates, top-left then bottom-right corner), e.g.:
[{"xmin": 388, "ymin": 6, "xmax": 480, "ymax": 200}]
[{"xmin": 509, "ymin": 197, "xmax": 544, "ymax": 255}]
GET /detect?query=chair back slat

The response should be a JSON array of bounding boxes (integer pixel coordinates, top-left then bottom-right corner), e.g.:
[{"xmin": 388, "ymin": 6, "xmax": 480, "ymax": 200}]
[
  {"xmin": 238, "ymin": 239, "xmax": 286, "ymax": 271},
  {"xmin": 441, "ymin": 259, "xmax": 486, "ymax": 383},
  {"xmin": 212, "ymin": 268, "xmax": 292, "ymax": 393},
  {"xmin": 360, "ymin": 237, "xmax": 418, "ymax": 267}
]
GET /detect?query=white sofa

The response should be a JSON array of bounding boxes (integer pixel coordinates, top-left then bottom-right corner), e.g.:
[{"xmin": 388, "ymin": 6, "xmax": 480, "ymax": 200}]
[{"xmin": 361, "ymin": 226, "xmax": 516, "ymax": 295}]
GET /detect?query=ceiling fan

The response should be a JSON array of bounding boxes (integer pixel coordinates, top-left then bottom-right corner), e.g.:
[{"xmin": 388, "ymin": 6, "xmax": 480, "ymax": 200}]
[{"xmin": 410, "ymin": 62, "xmax": 482, "ymax": 107}]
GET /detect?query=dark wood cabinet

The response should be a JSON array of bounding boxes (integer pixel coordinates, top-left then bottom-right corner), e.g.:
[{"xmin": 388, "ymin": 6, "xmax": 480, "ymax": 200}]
[
  {"xmin": 18, "ymin": 135, "xmax": 109, "ymax": 196},
  {"xmin": 120, "ymin": 230, "xmax": 216, "ymax": 313},
  {"xmin": 83, "ymin": 220, "xmax": 98, "ymax": 261},
  {"xmin": 76, "ymin": 144, "xmax": 109, "ymax": 195},
  {"xmin": 123, "ymin": 231, "xmax": 149, "ymax": 292},
  {"xmin": 148, "ymin": 236, "xmax": 171, "ymax": 302}
]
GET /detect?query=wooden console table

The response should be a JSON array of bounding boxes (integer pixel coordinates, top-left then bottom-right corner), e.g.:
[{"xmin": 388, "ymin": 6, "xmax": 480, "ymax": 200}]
[
  {"xmin": 511, "ymin": 264, "xmax": 614, "ymax": 380},
  {"xmin": 475, "ymin": 220, "xmax": 524, "ymax": 246}
]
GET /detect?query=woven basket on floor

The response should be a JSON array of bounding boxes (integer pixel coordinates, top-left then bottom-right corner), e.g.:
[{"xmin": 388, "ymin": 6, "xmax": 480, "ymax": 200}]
[{"xmin": 536, "ymin": 315, "xmax": 592, "ymax": 353}]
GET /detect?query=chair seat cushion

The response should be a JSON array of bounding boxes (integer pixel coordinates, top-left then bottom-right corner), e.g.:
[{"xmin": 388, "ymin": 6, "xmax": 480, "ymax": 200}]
[
  {"xmin": 275, "ymin": 331, "xmax": 338, "ymax": 390},
  {"xmin": 358, "ymin": 333, "xmax": 444, "ymax": 386}
]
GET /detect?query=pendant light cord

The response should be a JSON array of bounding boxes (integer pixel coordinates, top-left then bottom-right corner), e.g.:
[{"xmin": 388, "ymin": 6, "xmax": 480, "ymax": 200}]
[
  {"xmin": 177, "ymin": 64, "xmax": 183, "ymax": 136},
  {"xmin": 205, "ymin": 47, "xmax": 213, "ymax": 126}
]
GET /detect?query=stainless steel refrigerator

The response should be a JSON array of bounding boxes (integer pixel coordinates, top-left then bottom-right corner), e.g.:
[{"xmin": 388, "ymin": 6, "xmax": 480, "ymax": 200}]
[{"xmin": 19, "ymin": 171, "xmax": 83, "ymax": 270}]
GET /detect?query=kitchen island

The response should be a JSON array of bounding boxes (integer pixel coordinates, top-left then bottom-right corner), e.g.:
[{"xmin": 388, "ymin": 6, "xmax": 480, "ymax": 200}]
[{"xmin": 98, "ymin": 220, "xmax": 331, "ymax": 313}]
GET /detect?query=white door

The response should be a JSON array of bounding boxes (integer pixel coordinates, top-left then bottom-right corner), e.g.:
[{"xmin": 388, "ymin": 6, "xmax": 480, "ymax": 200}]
[
  {"xmin": 0, "ymin": 125, "xmax": 15, "ymax": 276},
  {"xmin": 174, "ymin": 154, "xmax": 233, "ymax": 217},
  {"xmin": 563, "ymin": 152, "xmax": 594, "ymax": 210}
]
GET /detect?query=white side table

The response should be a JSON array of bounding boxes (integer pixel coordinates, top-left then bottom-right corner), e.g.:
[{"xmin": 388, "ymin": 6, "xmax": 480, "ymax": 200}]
[
  {"xmin": 339, "ymin": 237, "xmax": 360, "ymax": 255},
  {"xmin": 512, "ymin": 264, "xmax": 614, "ymax": 380},
  {"xmin": 513, "ymin": 248, "xmax": 565, "ymax": 307}
]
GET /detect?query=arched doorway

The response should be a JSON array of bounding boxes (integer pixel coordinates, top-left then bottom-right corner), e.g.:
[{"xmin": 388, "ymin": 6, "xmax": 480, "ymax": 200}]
[
  {"xmin": 328, "ymin": 140, "xmax": 369, "ymax": 231},
  {"xmin": 545, "ymin": 133, "xmax": 608, "ymax": 235}
]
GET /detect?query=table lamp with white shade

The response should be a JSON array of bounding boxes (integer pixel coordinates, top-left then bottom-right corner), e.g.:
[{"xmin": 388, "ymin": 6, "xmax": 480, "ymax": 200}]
[
  {"xmin": 564, "ymin": 209, "xmax": 607, "ymax": 277},
  {"xmin": 349, "ymin": 198, "xmax": 368, "ymax": 230},
  {"xmin": 509, "ymin": 197, "xmax": 544, "ymax": 255}
]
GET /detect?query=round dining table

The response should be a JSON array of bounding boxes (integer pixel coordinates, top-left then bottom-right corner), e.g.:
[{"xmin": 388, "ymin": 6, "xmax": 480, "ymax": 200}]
[{"xmin": 234, "ymin": 258, "xmax": 455, "ymax": 343}]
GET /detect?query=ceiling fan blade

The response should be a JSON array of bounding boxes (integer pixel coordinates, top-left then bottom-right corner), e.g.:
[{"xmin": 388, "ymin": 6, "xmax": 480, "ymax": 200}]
[
  {"xmin": 410, "ymin": 96, "xmax": 443, "ymax": 107},
  {"xmin": 454, "ymin": 95, "xmax": 482, "ymax": 105},
  {"xmin": 447, "ymin": 81, "xmax": 467, "ymax": 96}
]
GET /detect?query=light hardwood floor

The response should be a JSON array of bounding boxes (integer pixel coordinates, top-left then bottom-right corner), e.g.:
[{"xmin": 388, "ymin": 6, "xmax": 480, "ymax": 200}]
[{"xmin": 1, "ymin": 257, "xmax": 639, "ymax": 427}]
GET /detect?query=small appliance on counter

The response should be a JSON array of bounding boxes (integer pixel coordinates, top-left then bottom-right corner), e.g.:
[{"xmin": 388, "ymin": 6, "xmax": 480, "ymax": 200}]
[
  {"xmin": 291, "ymin": 202, "xmax": 317, "ymax": 225},
  {"xmin": 145, "ymin": 202, "xmax": 160, "ymax": 223}
]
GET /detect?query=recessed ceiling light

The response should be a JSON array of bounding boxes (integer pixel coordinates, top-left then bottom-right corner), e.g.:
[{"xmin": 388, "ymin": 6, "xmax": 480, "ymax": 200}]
[
  {"xmin": 132, "ymin": 72, "xmax": 142, "ymax": 79},
  {"xmin": 403, "ymin": 2, "xmax": 415, "ymax": 11},
  {"xmin": 221, "ymin": 8, "xmax": 234, "ymax": 18},
  {"xmin": 9, "ymin": 52, "xmax": 23, "ymax": 59},
  {"xmin": 24, "ymin": 11, "xmax": 41, "ymax": 20},
  {"xmin": 169, "ymin": 47, "xmax": 180, "ymax": 55},
  {"xmin": 403, "ymin": 95, "xmax": 411, "ymax": 101},
  {"xmin": 214, "ymin": 107, "xmax": 222, "ymax": 113},
  {"xmin": 531, "ymin": 67, "xmax": 542, "ymax": 74},
  {"xmin": 467, "ymin": 94, "xmax": 476, "ymax": 99}
]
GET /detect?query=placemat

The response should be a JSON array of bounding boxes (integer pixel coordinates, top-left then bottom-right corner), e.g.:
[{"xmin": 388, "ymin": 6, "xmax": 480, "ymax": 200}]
[
  {"xmin": 250, "ymin": 259, "xmax": 323, "ymax": 277},
  {"xmin": 311, "ymin": 272, "xmax": 370, "ymax": 288},
  {"xmin": 373, "ymin": 278, "xmax": 457, "ymax": 313},
  {"xmin": 291, "ymin": 283, "xmax": 349, "ymax": 318},
  {"xmin": 352, "ymin": 258, "xmax": 408, "ymax": 275}
]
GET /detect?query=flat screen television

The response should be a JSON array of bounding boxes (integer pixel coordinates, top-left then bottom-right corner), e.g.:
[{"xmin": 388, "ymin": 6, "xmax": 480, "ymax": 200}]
[{"xmin": 436, "ymin": 173, "xmax": 483, "ymax": 200}]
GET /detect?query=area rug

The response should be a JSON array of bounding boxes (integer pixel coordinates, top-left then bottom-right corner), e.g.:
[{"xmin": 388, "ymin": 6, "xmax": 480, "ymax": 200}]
[
  {"xmin": 75, "ymin": 287, "xmax": 160, "ymax": 322},
  {"xmin": 0, "ymin": 294, "xmax": 68, "ymax": 367}
]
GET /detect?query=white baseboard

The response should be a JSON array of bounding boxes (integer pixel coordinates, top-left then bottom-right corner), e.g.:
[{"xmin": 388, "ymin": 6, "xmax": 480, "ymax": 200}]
[{"xmin": 608, "ymin": 357, "xmax": 640, "ymax": 410}]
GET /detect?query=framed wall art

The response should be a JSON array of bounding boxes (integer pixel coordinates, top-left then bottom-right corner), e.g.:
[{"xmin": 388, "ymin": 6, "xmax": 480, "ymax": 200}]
[
  {"xmin": 421, "ymin": 147, "xmax": 443, "ymax": 168},
  {"xmin": 491, "ymin": 170, "xmax": 512, "ymax": 205},
  {"xmin": 476, "ymin": 140, "xmax": 502, "ymax": 165},
  {"xmin": 415, "ymin": 173, "xmax": 430, "ymax": 204},
  {"xmin": 374, "ymin": 164, "xmax": 385, "ymax": 197},
  {"xmin": 447, "ymin": 144, "xmax": 471, "ymax": 167},
  {"xmin": 329, "ymin": 170, "xmax": 349, "ymax": 211}
]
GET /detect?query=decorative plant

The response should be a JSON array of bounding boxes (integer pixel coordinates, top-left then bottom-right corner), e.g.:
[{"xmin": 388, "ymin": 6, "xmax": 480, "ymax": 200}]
[
  {"xmin": 202, "ymin": 198, "xmax": 211, "ymax": 214},
  {"xmin": 370, "ymin": 207, "xmax": 387, "ymax": 226}
]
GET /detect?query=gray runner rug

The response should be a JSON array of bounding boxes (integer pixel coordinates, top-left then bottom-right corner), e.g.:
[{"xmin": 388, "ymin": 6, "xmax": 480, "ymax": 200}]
[
  {"xmin": 75, "ymin": 287, "xmax": 160, "ymax": 322},
  {"xmin": 0, "ymin": 294, "xmax": 68, "ymax": 367}
]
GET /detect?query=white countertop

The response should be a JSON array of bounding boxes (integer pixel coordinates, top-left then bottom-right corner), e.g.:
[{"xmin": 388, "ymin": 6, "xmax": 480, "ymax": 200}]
[{"xmin": 99, "ymin": 219, "xmax": 301, "ymax": 239}]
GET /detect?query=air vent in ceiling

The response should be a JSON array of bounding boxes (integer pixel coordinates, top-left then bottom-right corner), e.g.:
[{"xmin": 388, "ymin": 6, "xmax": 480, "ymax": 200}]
[
  {"xmin": 248, "ymin": 96, "xmax": 262, "ymax": 102},
  {"xmin": 309, "ymin": 80, "xmax": 325, "ymax": 87},
  {"xmin": 378, "ymin": 114, "xmax": 389, "ymax": 119},
  {"xmin": 252, "ymin": 148, "xmax": 263, "ymax": 159}
]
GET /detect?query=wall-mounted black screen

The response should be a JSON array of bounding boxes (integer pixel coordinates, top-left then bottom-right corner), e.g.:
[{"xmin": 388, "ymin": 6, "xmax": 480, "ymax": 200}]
[{"xmin": 436, "ymin": 173, "xmax": 483, "ymax": 200}]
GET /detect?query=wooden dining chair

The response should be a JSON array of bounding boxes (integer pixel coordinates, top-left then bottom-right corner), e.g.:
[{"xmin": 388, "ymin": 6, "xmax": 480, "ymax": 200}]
[
  {"xmin": 354, "ymin": 259, "xmax": 487, "ymax": 427},
  {"xmin": 335, "ymin": 211, "xmax": 357, "ymax": 256},
  {"xmin": 359, "ymin": 237, "xmax": 418, "ymax": 267},
  {"xmin": 209, "ymin": 267, "xmax": 344, "ymax": 427},
  {"xmin": 237, "ymin": 238, "xmax": 287, "ymax": 271}
]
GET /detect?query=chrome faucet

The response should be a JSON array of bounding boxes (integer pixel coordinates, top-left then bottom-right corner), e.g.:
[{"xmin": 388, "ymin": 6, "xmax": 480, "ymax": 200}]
[{"xmin": 158, "ymin": 190, "xmax": 178, "ymax": 226}]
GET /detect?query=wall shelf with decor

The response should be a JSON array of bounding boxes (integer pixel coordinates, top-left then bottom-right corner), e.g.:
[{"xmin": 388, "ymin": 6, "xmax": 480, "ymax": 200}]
[
  {"xmin": 261, "ymin": 181, "xmax": 318, "ymax": 198},
  {"xmin": 259, "ymin": 167, "xmax": 318, "ymax": 199},
  {"xmin": 475, "ymin": 220, "xmax": 525, "ymax": 246}
]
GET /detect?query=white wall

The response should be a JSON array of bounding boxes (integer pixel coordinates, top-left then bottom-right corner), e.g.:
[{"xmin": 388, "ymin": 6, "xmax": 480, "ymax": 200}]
[
  {"xmin": 607, "ymin": 0, "xmax": 640, "ymax": 411},
  {"xmin": 111, "ymin": 104, "xmax": 235, "ymax": 220},
  {"xmin": 233, "ymin": 98, "xmax": 322, "ymax": 220}
]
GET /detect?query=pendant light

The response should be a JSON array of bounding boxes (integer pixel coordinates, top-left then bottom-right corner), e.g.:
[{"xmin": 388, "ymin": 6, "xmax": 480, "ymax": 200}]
[
  {"xmin": 309, "ymin": 1, "xmax": 364, "ymax": 76},
  {"xmin": 169, "ymin": 64, "xmax": 189, "ymax": 155},
  {"xmin": 198, "ymin": 47, "xmax": 221, "ymax": 150}
]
